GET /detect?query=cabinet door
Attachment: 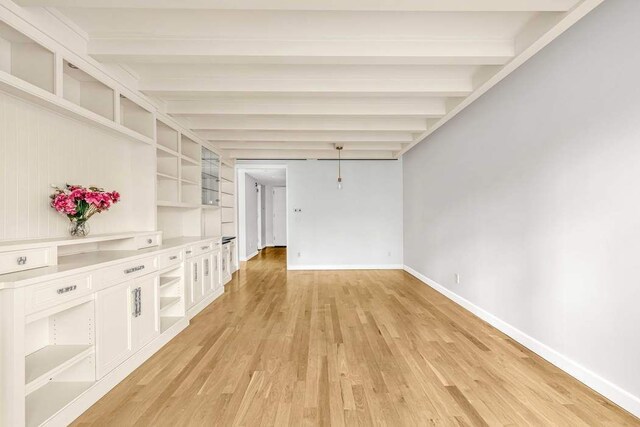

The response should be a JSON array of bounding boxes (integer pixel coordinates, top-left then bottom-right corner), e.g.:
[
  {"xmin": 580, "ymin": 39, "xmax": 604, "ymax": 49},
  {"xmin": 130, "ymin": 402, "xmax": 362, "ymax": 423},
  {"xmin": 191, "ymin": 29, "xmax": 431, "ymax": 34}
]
[
  {"xmin": 212, "ymin": 251, "xmax": 221, "ymax": 291},
  {"xmin": 185, "ymin": 259, "xmax": 195, "ymax": 309},
  {"xmin": 203, "ymin": 254, "xmax": 214, "ymax": 295},
  {"xmin": 133, "ymin": 275, "xmax": 159, "ymax": 352},
  {"xmin": 96, "ymin": 280, "xmax": 133, "ymax": 378},
  {"xmin": 187, "ymin": 258, "xmax": 204, "ymax": 307},
  {"xmin": 194, "ymin": 256, "xmax": 205, "ymax": 304}
]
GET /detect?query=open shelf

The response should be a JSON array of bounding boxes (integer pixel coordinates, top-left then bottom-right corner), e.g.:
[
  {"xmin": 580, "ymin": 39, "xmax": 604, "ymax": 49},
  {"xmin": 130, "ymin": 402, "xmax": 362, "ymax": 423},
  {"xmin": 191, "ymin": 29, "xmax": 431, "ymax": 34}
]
[
  {"xmin": 62, "ymin": 60, "xmax": 114, "ymax": 121},
  {"xmin": 160, "ymin": 317, "xmax": 181, "ymax": 333},
  {"xmin": 180, "ymin": 135, "xmax": 200, "ymax": 162},
  {"xmin": 157, "ymin": 172, "xmax": 178, "ymax": 181},
  {"xmin": 26, "ymin": 380, "xmax": 94, "ymax": 427},
  {"xmin": 160, "ymin": 296, "xmax": 181, "ymax": 312},
  {"xmin": 120, "ymin": 95, "xmax": 154, "ymax": 139},
  {"xmin": 156, "ymin": 120, "xmax": 179, "ymax": 152},
  {"xmin": 0, "ymin": 21, "xmax": 54, "ymax": 94},
  {"xmin": 159, "ymin": 276, "xmax": 180, "ymax": 289},
  {"xmin": 25, "ymin": 345, "xmax": 92, "ymax": 393},
  {"xmin": 181, "ymin": 182, "xmax": 200, "ymax": 205},
  {"xmin": 157, "ymin": 179, "xmax": 179, "ymax": 205}
]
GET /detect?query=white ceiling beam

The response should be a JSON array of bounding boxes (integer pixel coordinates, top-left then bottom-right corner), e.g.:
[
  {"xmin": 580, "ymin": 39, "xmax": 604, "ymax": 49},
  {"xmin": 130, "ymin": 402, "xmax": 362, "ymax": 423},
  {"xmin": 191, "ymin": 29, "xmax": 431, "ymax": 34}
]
[
  {"xmin": 187, "ymin": 116, "xmax": 427, "ymax": 132},
  {"xmin": 15, "ymin": 0, "xmax": 580, "ymax": 11},
  {"xmin": 196, "ymin": 130, "xmax": 416, "ymax": 142},
  {"xmin": 141, "ymin": 78, "xmax": 471, "ymax": 97},
  {"xmin": 224, "ymin": 149, "xmax": 396, "ymax": 160},
  {"xmin": 89, "ymin": 39, "xmax": 514, "ymax": 66},
  {"xmin": 215, "ymin": 141, "xmax": 404, "ymax": 151},
  {"xmin": 166, "ymin": 98, "xmax": 448, "ymax": 117},
  {"xmin": 397, "ymin": 0, "xmax": 606, "ymax": 157}
]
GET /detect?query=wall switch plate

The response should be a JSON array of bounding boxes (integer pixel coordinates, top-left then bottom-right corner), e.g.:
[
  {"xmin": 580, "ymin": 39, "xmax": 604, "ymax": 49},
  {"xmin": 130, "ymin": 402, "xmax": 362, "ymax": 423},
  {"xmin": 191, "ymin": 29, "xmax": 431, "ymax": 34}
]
[{"xmin": 455, "ymin": 273, "xmax": 460, "ymax": 284}]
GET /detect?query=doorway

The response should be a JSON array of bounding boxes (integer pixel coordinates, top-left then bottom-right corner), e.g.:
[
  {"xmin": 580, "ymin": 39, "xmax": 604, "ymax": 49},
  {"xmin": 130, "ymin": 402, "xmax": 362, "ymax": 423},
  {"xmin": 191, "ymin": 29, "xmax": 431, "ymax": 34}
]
[{"xmin": 237, "ymin": 166, "xmax": 287, "ymax": 262}]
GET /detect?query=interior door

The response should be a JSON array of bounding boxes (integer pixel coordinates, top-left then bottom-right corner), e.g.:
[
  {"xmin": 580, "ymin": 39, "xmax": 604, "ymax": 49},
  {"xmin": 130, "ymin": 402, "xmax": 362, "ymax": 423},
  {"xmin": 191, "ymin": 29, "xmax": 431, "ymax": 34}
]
[
  {"xmin": 272, "ymin": 186, "xmax": 287, "ymax": 246},
  {"xmin": 133, "ymin": 275, "xmax": 159, "ymax": 352},
  {"xmin": 96, "ymin": 280, "xmax": 133, "ymax": 378}
]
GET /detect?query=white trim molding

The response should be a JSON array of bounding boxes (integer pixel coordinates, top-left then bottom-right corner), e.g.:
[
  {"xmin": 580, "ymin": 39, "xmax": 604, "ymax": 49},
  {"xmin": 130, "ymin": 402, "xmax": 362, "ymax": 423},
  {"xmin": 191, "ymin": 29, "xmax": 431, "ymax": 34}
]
[
  {"xmin": 403, "ymin": 265, "xmax": 640, "ymax": 418},
  {"xmin": 240, "ymin": 251, "xmax": 259, "ymax": 262},
  {"xmin": 288, "ymin": 264, "xmax": 403, "ymax": 271}
]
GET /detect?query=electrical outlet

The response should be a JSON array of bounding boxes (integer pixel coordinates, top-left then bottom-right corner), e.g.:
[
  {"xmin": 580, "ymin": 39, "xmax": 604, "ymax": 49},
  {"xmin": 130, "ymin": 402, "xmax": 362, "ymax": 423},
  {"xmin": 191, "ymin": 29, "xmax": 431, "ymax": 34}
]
[
  {"xmin": 455, "ymin": 273, "xmax": 460, "ymax": 284},
  {"xmin": 297, "ymin": 252, "xmax": 301, "ymax": 258},
  {"xmin": 387, "ymin": 251, "xmax": 392, "ymax": 257}
]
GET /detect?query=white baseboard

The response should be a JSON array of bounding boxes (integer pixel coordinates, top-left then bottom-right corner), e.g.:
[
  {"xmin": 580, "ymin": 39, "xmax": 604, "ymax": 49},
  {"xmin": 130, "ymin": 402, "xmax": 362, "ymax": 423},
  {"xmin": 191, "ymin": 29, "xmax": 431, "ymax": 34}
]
[
  {"xmin": 403, "ymin": 265, "xmax": 640, "ymax": 418},
  {"xmin": 240, "ymin": 251, "xmax": 259, "ymax": 262},
  {"xmin": 187, "ymin": 287, "xmax": 224, "ymax": 320},
  {"xmin": 288, "ymin": 264, "xmax": 403, "ymax": 271}
]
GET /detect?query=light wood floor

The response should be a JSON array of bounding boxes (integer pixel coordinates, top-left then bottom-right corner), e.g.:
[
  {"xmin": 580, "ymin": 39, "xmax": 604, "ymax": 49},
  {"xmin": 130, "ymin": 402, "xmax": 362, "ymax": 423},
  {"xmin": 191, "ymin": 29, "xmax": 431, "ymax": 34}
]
[{"xmin": 74, "ymin": 248, "xmax": 638, "ymax": 426}]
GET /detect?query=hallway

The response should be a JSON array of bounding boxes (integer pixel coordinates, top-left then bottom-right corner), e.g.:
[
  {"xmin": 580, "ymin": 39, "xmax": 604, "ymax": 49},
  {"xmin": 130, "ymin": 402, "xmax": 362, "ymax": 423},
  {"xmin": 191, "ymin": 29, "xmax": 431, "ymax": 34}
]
[{"xmin": 74, "ymin": 248, "xmax": 637, "ymax": 426}]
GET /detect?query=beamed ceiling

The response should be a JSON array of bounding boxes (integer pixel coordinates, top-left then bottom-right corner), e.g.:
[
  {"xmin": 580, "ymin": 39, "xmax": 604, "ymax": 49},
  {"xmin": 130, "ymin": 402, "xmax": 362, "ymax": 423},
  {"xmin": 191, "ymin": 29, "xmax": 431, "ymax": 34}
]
[{"xmin": 18, "ymin": 0, "xmax": 603, "ymax": 159}]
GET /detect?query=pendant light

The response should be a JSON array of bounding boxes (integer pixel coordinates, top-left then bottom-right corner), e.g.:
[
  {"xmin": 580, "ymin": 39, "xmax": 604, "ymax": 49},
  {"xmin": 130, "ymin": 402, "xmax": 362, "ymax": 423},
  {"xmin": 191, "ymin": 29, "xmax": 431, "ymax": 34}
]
[{"xmin": 336, "ymin": 145, "xmax": 343, "ymax": 190}]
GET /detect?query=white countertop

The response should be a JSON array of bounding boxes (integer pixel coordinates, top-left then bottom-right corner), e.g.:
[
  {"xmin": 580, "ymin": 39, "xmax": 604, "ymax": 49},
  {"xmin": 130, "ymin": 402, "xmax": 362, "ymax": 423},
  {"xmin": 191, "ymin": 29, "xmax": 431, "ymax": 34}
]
[{"xmin": 0, "ymin": 235, "xmax": 221, "ymax": 289}]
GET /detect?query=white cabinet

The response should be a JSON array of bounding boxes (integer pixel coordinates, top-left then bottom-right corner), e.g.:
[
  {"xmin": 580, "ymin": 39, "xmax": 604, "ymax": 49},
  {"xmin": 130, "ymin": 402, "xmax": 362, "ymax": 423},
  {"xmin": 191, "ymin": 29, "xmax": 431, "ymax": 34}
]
[
  {"xmin": 222, "ymin": 244, "xmax": 232, "ymax": 284},
  {"xmin": 185, "ymin": 258, "xmax": 204, "ymax": 309},
  {"xmin": 96, "ymin": 274, "xmax": 159, "ymax": 378},
  {"xmin": 132, "ymin": 275, "xmax": 159, "ymax": 352},
  {"xmin": 96, "ymin": 281, "xmax": 133, "ymax": 378},
  {"xmin": 211, "ymin": 251, "xmax": 221, "ymax": 291},
  {"xmin": 202, "ymin": 254, "xmax": 214, "ymax": 295}
]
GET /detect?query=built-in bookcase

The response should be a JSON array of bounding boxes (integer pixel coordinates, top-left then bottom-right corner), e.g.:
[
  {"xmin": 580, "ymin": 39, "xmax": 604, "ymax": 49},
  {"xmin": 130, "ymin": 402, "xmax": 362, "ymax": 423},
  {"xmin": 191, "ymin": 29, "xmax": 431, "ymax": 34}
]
[
  {"xmin": 62, "ymin": 60, "xmax": 114, "ymax": 120},
  {"xmin": 24, "ymin": 299, "xmax": 95, "ymax": 427},
  {"xmin": 120, "ymin": 95, "xmax": 154, "ymax": 139},
  {"xmin": 154, "ymin": 118, "xmax": 233, "ymax": 240},
  {"xmin": 159, "ymin": 266, "xmax": 185, "ymax": 333},
  {"xmin": 0, "ymin": 21, "xmax": 54, "ymax": 94}
]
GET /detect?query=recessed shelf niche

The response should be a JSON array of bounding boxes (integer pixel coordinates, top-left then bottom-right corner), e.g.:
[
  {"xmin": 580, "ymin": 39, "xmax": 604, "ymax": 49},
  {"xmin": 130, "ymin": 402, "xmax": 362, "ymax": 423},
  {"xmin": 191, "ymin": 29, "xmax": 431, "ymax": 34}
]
[
  {"xmin": 62, "ymin": 60, "xmax": 114, "ymax": 120},
  {"xmin": 181, "ymin": 135, "xmax": 200, "ymax": 162},
  {"xmin": 120, "ymin": 95, "xmax": 154, "ymax": 138},
  {"xmin": 0, "ymin": 21, "xmax": 54, "ymax": 93},
  {"xmin": 156, "ymin": 120, "xmax": 179, "ymax": 152}
]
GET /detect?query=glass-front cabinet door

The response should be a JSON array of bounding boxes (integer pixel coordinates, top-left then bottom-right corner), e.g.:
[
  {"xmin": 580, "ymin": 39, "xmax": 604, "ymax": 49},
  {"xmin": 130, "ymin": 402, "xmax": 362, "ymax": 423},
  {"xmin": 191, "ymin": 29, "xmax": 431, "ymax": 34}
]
[{"xmin": 201, "ymin": 147, "xmax": 220, "ymax": 206}]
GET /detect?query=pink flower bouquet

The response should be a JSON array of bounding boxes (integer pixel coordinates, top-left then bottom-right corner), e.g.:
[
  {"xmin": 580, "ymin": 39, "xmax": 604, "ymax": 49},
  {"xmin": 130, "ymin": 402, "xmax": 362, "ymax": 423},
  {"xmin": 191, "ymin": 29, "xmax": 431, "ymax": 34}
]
[{"xmin": 50, "ymin": 184, "xmax": 120, "ymax": 237}]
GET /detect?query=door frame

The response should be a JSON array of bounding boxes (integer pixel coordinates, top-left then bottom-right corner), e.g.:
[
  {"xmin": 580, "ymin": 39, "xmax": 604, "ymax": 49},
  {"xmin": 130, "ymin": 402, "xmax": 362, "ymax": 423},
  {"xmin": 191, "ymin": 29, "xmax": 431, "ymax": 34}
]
[{"xmin": 236, "ymin": 164, "xmax": 288, "ymax": 260}]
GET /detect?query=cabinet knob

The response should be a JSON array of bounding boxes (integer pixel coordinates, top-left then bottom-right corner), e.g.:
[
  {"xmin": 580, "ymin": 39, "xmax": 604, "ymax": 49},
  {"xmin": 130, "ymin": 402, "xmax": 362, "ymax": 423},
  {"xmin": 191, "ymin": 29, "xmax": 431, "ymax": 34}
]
[
  {"xmin": 17, "ymin": 256, "xmax": 27, "ymax": 265},
  {"xmin": 147, "ymin": 238, "xmax": 153, "ymax": 244}
]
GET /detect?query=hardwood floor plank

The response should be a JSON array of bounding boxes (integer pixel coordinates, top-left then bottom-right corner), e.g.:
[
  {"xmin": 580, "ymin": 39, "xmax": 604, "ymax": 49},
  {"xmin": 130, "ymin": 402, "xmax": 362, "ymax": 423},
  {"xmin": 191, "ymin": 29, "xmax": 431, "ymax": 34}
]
[{"xmin": 73, "ymin": 248, "xmax": 639, "ymax": 426}]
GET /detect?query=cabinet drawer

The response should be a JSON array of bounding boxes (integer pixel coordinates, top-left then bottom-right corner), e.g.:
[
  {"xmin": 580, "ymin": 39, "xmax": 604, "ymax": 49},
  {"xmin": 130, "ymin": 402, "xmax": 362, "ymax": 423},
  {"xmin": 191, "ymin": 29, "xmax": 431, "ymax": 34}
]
[
  {"xmin": 158, "ymin": 249, "xmax": 183, "ymax": 269},
  {"xmin": 195, "ymin": 242, "xmax": 214, "ymax": 255},
  {"xmin": 94, "ymin": 256, "xmax": 157, "ymax": 289},
  {"xmin": 136, "ymin": 233, "xmax": 161, "ymax": 249},
  {"xmin": 186, "ymin": 242, "xmax": 214, "ymax": 258},
  {"xmin": 24, "ymin": 274, "xmax": 92, "ymax": 314},
  {"xmin": 0, "ymin": 247, "xmax": 52, "ymax": 275}
]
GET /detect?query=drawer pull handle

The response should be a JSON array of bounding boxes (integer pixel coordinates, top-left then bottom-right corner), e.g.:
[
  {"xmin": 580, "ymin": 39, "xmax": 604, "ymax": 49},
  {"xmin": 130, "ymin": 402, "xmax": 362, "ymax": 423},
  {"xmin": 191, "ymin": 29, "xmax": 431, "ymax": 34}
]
[
  {"xmin": 147, "ymin": 238, "xmax": 153, "ymax": 244},
  {"xmin": 169, "ymin": 255, "xmax": 178, "ymax": 260},
  {"xmin": 17, "ymin": 256, "xmax": 27, "ymax": 265},
  {"xmin": 124, "ymin": 265, "xmax": 145, "ymax": 274},
  {"xmin": 201, "ymin": 246, "xmax": 209, "ymax": 250},
  {"xmin": 57, "ymin": 285, "xmax": 77, "ymax": 294},
  {"xmin": 186, "ymin": 250, "xmax": 192, "ymax": 254}
]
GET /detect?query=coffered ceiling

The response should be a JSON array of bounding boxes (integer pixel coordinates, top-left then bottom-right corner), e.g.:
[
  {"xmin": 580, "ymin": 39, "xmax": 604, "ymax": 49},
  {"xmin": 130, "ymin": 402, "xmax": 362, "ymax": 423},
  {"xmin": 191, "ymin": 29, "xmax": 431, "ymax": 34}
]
[{"xmin": 18, "ymin": 0, "xmax": 603, "ymax": 159}]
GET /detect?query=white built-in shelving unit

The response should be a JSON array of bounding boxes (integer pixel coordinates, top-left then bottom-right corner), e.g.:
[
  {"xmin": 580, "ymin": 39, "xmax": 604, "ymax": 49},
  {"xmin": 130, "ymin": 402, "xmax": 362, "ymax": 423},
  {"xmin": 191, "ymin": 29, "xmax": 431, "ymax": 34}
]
[{"xmin": 0, "ymin": 11, "xmax": 237, "ymax": 427}]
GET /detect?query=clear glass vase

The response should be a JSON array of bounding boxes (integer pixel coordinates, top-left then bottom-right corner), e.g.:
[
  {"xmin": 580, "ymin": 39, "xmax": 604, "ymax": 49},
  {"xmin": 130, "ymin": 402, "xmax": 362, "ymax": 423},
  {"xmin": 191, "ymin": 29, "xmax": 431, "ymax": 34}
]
[{"xmin": 69, "ymin": 220, "xmax": 90, "ymax": 237}]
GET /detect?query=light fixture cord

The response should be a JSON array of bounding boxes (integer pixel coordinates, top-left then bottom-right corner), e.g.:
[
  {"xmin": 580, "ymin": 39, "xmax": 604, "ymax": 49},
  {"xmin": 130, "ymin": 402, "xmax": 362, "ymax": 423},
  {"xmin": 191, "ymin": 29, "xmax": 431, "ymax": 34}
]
[{"xmin": 338, "ymin": 148, "xmax": 341, "ymax": 180}]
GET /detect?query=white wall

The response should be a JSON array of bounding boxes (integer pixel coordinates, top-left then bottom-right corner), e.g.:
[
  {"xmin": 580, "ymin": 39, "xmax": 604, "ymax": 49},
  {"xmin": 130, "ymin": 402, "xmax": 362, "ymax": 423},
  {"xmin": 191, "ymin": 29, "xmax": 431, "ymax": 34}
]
[
  {"xmin": 240, "ymin": 173, "xmax": 259, "ymax": 260},
  {"xmin": 287, "ymin": 160, "xmax": 403, "ymax": 269},
  {"xmin": 0, "ymin": 92, "xmax": 155, "ymax": 241},
  {"xmin": 264, "ymin": 184, "xmax": 274, "ymax": 247},
  {"xmin": 403, "ymin": 0, "xmax": 640, "ymax": 416}
]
